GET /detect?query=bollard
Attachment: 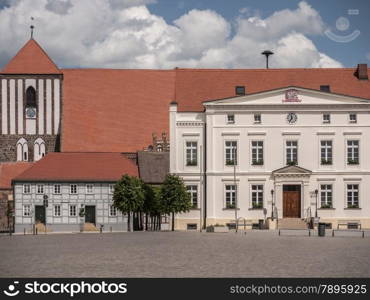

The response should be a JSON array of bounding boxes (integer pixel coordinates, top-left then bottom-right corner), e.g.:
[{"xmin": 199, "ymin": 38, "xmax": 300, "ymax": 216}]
[
  {"xmin": 362, "ymin": 231, "xmax": 365, "ymax": 238},
  {"xmin": 332, "ymin": 230, "xmax": 335, "ymax": 237}
]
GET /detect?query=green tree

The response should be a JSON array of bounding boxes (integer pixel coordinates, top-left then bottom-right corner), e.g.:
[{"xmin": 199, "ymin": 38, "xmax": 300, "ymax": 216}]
[
  {"xmin": 143, "ymin": 184, "xmax": 163, "ymax": 231},
  {"xmin": 113, "ymin": 174, "xmax": 145, "ymax": 232},
  {"xmin": 160, "ymin": 174, "xmax": 192, "ymax": 231}
]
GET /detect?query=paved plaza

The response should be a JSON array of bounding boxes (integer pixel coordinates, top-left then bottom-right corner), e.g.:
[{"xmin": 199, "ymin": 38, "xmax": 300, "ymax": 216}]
[{"xmin": 1, "ymin": 231, "xmax": 370, "ymax": 277}]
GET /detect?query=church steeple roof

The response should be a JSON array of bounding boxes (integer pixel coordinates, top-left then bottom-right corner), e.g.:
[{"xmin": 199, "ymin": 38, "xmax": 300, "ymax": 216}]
[{"xmin": 1, "ymin": 39, "xmax": 61, "ymax": 74}]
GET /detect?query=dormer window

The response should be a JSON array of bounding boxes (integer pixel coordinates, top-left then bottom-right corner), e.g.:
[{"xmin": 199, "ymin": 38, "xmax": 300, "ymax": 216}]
[
  {"xmin": 320, "ymin": 85, "xmax": 331, "ymax": 93},
  {"xmin": 254, "ymin": 113, "xmax": 261, "ymax": 124},
  {"xmin": 227, "ymin": 114, "xmax": 235, "ymax": 124},
  {"xmin": 235, "ymin": 86, "xmax": 245, "ymax": 96},
  {"xmin": 25, "ymin": 87, "xmax": 37, "ymax": 119},
  {"xmin": 349, "ymin": 113, "xmax": 357, "ymax": 123},
  {"xmin": 323, "ymin": 113, "xmax": 330, "ymax": 124}
]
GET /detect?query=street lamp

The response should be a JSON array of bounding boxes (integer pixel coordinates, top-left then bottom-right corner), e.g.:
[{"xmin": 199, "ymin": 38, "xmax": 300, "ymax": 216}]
[
  {"xmin": 314, "ymin": 189, "xmax": 318, "ymax": 218},
  {"xmin": 43, "ymin": 194, "xmax": 48, "ymax": 234},
  {"xmin": 270, "ymin": 189, "xmax": 274, "ymax": 220},
  {"xmin": 233, "ymin": 146, "xmax": 238, "ymax": 233}
]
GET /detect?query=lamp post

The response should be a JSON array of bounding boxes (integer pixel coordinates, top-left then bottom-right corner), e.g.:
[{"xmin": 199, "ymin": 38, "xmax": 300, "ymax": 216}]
[
  {"xmin": 233, "ymin": 146, "xmax": 238, "ymax": 233},
  {"xmin": 270, "ymin": 189, "xmax": 274, "ymax": 220},
  {"xmin": 314, "ymin": 189, "xmax": 318, "ymax": 218},
  {"xmin": 43, "ymin": 194, "xmax": 48, "ymax": 234}
]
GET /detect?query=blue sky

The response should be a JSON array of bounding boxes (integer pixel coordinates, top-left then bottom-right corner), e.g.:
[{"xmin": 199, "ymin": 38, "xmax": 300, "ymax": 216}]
[{"xmin": 0, "ymin": 0, "xmax": 369, "ymax": 69}]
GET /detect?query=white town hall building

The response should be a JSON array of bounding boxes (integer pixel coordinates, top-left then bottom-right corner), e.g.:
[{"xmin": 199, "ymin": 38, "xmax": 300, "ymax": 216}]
[{"xmin": 170, "ymin": 87, "xmax": 370, "ymax": 230}]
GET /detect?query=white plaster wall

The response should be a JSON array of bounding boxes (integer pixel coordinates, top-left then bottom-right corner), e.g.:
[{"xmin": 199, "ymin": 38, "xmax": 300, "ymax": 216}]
[
  {"xmin": 46, "ymin": 79, "xmax": 52, "ymax": 134},
  {"xmin": 9, "ymin": 79, "xmax": 15, "ymax": 134},
  {"xmin": 54, "ymin": 79, "xmax": 60, "ymax": 134},
  {"xmin": 38, "ymin": 79, "xmax": 44, "ymax": 135},
  {"xmin": 1, "ymin": 79, "xmax": 7, "ymax": 134},
  {"xmin": 17, "ymin": 79, "xmax": 23, "ymax": 134}
]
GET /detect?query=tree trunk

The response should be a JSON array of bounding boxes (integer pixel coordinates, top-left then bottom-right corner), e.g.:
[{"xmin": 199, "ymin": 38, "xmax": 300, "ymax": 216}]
[
  {"xmin": 171, "ymin": 212, "xmax": 175, "ymax": 231},
  {"xmin": 159, "ymin": 214, "xmax": 162, "ymax": 231},
  {"xmin": 145, "ymin": 214, "xmax": 148, "ymax": 231},
  {"xmin": 127, "ymin": 212, "xmax": 131, "ymax": 232},
  {"xmin": 140, "ymin": 212, "xmax": 144, "ymax": 231}
]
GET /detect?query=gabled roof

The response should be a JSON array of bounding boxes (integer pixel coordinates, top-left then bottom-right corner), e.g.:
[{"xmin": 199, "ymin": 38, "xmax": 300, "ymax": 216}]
[
  {"xmin": 273, "ymin": 165, "xmax": 312, "ymax": 174},
  {"xmin": 202, "ymin": 86, "xmax": 370, "ymax": 106},
  {"xmin": 137, "ymin": 151, "xmax": 169, "ymax": 184},
  {"xmin": 174, "ymin": 68, "xmax": 370, "ymax": 111},
  {"xmin": 0, "ymin": 162, "xmax": 34, "ymax": 189},
  {"xmin": 13, "ymin": 152, "xmax": 138, "ymax": 182},
  {"xmin": 1, "ymin": 39, "xmax": 61, "ymax": 74}
]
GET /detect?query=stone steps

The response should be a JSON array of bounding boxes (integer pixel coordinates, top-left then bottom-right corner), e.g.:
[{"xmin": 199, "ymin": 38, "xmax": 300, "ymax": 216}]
[
  {"xmin": 83, "ymin": 222, "xmax": 99, "ymax": 232},
  {"xmin": 278, "ymin": 218, "xmax": 308, "ymax": 229}
]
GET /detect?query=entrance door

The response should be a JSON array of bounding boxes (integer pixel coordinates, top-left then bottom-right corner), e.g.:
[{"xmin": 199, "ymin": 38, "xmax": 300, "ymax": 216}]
[
  {"xmin": 283, "ymin": 185, "xmax": 301, "ymax": 218},
  {"xmin": 85, "ymin": 206, "xmax": 96, "ymax": 224},
  {"xmin": 35, "ymin": 205, "xmax": 45, "ymax": 224}
]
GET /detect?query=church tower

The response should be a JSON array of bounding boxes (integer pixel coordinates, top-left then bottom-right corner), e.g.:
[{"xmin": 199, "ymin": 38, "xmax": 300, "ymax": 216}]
[{"xmin": 0, "ymin": 38, "xmax": 62, "ymax": 162}]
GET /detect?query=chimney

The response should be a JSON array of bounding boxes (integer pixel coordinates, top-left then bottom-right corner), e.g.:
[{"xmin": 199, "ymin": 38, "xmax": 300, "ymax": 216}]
[{"xmin": 356, "ymin": 64, "xmax": 368, "ymax": 80}]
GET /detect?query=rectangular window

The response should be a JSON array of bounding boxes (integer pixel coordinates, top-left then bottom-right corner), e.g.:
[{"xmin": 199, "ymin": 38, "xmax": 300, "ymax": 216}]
[
  {"xmin": 286, "ymin": 141, "xmax": 298, "ymax": 165},
  {"xmin": 54, "ymin": 205, "xmax": 61, "ymax": 217},
  {"xmin": 323, "ymin": 114, "xmax": 330, "ymax": 123},
  {"xmin": 185, "ymin": 141, "xmax": 198, "ymax": 166},
  {"xmin": 349, "ymin": 113, "xmax": 357, "ymax": 123},
  {"xmin": 320, "ymin": 140, "xmax": 332, "ymax": 165},
  {"xmin": 70, "ymin": 184, "xmax": 77, "ymax": 194},
  {"xmin": 347, "ymin": 140, "xmax": 359, "ymax": 164},
  {"xmin": 109, "ymin": 184, "xmax": 114, "ymax": 194},
  {"xmin": 23, "ymin": 184, "xmax": 31, "ymax": 194},
  {"xmin": 36, "ymin": 184, "xmax": 44, "ymax": 194},
  {"xmin": 251, "ymin": 141, "xmax": 263, "ymax": 165},
  {"xmin": 23, "ymin": 204, "xmax": 31, "ymax": 216},
  {"xmin": 320, "ymin": 184, "xmax": 332, "ymax": 208},
  {"xmin": 54, "ymin": 184, "xmax": 61, "ymax": 194},
  {"xmin": 225, "ymin": 185, "xmax": 236, "ymax": 209},
  {"xmin": 186, "ymin": 185, "xmax": 198, "ymax": 209},
  {"xmin": 69, "ymin": 205, "xmax": 77, "ymax": 217},
  {"xmin": 86, "ymin": 184, "xmax": 94, "ymax": 194},
  {"xmin": 225, "ymin": 141, "xmax": 237, "ymax": 165},
  {"xmin": 109, "ymin": 205, "xmax": 117, "ymax": 217},
  {"xmin": 227, "ymin": 114, "xmax": 235, "ymax": 124},
  {"xmin": 254, "ymin": 113, "xmax": 261, "ymax": 124},
  {"xmin": 235, "ymin": 86, "xmax": 245, "ymax": 96},
  {"xmin": 251, "ymin": 185, "xmax": 263, "ymax": 209},
  {"xmin": 347, "ymin": 184, "xmax": 359, "ymax": 208}
]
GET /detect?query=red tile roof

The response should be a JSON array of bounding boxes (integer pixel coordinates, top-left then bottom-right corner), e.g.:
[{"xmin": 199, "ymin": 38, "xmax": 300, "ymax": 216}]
[
  {"xmin": 0, "ymin": 162, "xmax": 33, "ymax": 189},
  {"xmin": 1, "ymin": 39, "xmax": 61, "ymax": 74},
  {"xmin": 12, "ymin": 152, "xmax": 138, "ymax": 182},
  {"xmin": 174, "ymin": 68, "xmax": 370, "ymax": 111},
  {"xmin": 61, "ymin": 69, "xmax": 175, "ymax": 152}
]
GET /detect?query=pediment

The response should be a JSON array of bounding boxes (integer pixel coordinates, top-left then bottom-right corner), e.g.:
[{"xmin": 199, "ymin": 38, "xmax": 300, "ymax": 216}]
[
  {"xmin": 272, "ymin": 165, "xmax": 312, "ymax": 175},
  {"xmin": 203, "ymin": 87, "xmax": 370, "ymax": 107}
]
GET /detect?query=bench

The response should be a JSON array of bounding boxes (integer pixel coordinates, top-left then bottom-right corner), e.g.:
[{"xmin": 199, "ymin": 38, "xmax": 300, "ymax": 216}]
[{"xmin": 337, "ymin": 220, "xmax": 361, "ymax": 230}]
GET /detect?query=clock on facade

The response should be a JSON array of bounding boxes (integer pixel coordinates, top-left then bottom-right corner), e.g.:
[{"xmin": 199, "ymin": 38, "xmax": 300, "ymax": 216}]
[
  {"xmin": 25, "ymin": 107, "xmax": 36, "ymax": 119},
  {"xmin": 287, "ymin": 112, "xmax": 297, "ymax": 124}
]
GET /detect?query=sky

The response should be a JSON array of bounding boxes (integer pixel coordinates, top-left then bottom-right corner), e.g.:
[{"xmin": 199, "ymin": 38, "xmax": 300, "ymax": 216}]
[{"xmin": 0, "ymin": 0, "xmax": 369, "ymax": 69}]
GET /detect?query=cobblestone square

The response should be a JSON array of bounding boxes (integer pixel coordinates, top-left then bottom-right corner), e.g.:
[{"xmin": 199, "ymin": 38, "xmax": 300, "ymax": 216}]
[{"xmin": 1, "ymin": 231, "xmax": 370, "ymax": 277}]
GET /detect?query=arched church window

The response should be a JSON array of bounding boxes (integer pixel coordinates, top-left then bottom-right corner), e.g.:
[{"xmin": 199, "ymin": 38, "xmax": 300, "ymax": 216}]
[
  {"xmin": 16, "ymin": 138, "xmax": 28, "ymax": 162},
  {"xmin": 34, "ymin": 138, "xmax": 46, "ymax": 161},
  {"xmin": 25, "ymin": 87, "xmax": 37, "ymax": 119}
]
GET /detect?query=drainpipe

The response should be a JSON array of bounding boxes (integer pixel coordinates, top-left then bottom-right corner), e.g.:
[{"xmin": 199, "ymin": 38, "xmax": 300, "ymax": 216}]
[{"xmin": 203, "ymin": 121, "xmax": 207, "ymax": 230}]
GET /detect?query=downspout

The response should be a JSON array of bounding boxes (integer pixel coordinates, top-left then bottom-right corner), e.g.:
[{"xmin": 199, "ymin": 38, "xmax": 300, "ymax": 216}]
[{"xmin": 203, "ymin": 119, "xmax": 207, "ymax": 230}]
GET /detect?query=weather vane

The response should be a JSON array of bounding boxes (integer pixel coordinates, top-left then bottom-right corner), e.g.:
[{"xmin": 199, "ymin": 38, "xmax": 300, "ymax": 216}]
[{"xmin": 30, "ymin": 17, "xmax": 35, "ymax": 39}]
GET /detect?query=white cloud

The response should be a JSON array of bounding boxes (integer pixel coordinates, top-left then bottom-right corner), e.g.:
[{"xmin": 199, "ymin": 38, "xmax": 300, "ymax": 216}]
[{"xmin": 0, "ymin": 0, "xmax": 342, "ymax": 69}]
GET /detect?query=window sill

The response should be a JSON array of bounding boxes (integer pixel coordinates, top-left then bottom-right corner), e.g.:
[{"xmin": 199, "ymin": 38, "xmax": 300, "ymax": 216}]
[
  {"xmin": 222, "ymin": 208, "xmax": 240, "ymax": 211},
  {"xmin": 344, "ymin": 207, "xmax": 361, "ymax": 210},
  {"xmin": 318, "ymin": 208, "xmax": 335, "ymax": 210},
  {"xmin": 249, "ymin": 208, "xmax": 264, "ymax": 211}
]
